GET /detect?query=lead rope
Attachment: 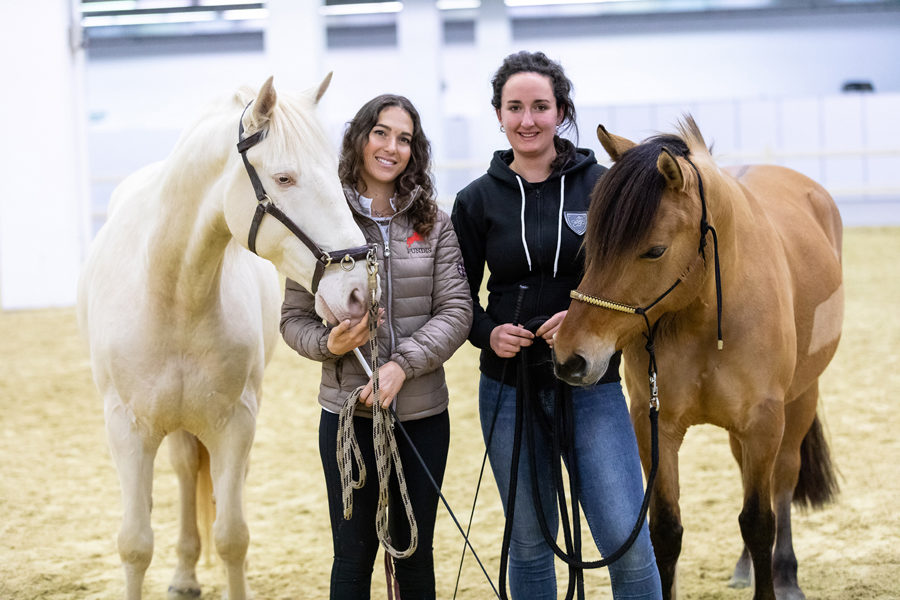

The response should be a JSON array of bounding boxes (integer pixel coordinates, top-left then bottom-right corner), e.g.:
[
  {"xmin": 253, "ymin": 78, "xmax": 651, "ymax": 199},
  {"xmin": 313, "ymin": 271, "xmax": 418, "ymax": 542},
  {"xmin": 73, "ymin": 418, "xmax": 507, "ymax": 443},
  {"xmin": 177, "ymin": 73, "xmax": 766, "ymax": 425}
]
[{"xmin": 336, "ymin": 248, "xmax": 418, "ymax": 560}]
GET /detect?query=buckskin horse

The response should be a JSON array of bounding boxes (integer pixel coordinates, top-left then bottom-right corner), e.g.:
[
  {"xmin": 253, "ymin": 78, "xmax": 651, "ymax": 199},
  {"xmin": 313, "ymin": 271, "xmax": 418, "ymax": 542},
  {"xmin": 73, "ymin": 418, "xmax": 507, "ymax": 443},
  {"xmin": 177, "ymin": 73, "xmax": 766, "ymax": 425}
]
[
  {"xmin": 553, "ymin": 116, "xmax": 842, "ymax": 600},
  {"xmin": 77, "ymin": 74, "xmax": 373, "ymax": 600}
]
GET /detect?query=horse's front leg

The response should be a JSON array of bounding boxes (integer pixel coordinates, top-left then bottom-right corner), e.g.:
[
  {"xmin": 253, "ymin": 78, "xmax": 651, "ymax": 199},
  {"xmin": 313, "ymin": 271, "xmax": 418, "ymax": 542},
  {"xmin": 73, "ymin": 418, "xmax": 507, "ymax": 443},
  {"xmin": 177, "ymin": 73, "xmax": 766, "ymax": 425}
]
[
  {"xmin": 205, "ymin": 399, "xmax": 257, "ymax": 600},
  {"xmin": 634, "ymin": 405, "xmax": 685, "ymax": 600},
  {"xmin": 105, "ymin": 395, "xmax": 162, "ymax": 600},
  {"xmin": 736, "ymin": 396, "xmax": 784, "ymax": 600},
  {"xmin": 167, "ymin": 430, "xmax": 207, "ymax": 598}
]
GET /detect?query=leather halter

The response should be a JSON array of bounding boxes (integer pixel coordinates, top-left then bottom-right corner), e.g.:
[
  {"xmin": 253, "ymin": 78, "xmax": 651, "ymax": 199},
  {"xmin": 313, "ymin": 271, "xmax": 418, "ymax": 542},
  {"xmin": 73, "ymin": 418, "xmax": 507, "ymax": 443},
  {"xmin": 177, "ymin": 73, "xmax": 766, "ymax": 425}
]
[{"xmin": 236, "ymin": 102, "xmax": 374, "ymax": 293}]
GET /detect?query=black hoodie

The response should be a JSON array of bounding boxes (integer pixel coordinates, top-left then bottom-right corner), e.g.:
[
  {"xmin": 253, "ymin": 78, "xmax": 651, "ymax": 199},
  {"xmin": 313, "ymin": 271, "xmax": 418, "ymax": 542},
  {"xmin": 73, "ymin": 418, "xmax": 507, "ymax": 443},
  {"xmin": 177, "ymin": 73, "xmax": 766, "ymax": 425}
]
[{"xmin": 451, "ymin": 141, "xmax": 621, "ymax": 387}]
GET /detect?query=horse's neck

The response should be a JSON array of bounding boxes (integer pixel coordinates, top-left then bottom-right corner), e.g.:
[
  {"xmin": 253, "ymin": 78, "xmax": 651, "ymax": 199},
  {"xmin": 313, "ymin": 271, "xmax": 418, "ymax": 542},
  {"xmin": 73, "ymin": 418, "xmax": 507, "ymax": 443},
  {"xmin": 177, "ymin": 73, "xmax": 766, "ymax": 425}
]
[
  {"xmin": 147, "ymin": 191, "xmax": 232, "ymax": 314},
  {"xmin": 145, "ymin": 114, "xmax": 237, "ymax": 312}
]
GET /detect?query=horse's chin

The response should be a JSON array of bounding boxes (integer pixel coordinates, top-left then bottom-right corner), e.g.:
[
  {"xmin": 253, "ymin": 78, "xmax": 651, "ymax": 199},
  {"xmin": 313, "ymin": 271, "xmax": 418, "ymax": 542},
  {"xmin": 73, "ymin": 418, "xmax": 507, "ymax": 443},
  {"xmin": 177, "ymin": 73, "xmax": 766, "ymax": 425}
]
[
  {"xmin": 315, "ymin": 295, "xmax": 339, "ymax": 326},
  {"xmin": 315, "ymin": 295, "xmax": 367, "ymax": 328}
]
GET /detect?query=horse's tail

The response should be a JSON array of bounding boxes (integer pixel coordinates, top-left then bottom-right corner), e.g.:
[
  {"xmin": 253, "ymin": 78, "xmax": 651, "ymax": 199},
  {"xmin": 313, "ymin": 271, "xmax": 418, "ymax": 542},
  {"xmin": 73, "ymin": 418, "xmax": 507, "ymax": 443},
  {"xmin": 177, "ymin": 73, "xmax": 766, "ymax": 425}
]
[
  {"xmin": 793, "ymin": 414, "xmax": 840, "ymax": 509},
  {"xmin": 197, "ymin": 442, "xmax": 216, "ymax": 565}
]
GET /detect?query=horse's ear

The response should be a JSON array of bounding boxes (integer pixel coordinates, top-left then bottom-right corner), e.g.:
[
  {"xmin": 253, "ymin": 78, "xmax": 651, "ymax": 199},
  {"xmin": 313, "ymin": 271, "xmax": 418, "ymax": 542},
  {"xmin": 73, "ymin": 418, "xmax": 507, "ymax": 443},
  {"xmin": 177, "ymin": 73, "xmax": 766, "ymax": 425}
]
[
  {"xmin": 252, "ymin": 76, "xmax": 277, "ymax": 127},
  {"xmin": 315, "ymin": 72, "xmax": 333, "ymax": 104},
  {"xmin": 596, "ymin": 124, "xmax": 636, "ymax": 162},
  {"xmin": 657, "ymin": 148, "xmax": 685, "ymax": 192}
]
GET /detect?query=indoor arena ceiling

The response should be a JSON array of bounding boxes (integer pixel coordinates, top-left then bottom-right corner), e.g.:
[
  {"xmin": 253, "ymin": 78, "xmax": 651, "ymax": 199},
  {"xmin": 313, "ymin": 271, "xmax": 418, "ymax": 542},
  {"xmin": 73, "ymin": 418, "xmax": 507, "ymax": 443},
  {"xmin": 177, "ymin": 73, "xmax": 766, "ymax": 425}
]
[{"xmin": 79, "ymin": 0, "xmax": 900, "ymax": 41}]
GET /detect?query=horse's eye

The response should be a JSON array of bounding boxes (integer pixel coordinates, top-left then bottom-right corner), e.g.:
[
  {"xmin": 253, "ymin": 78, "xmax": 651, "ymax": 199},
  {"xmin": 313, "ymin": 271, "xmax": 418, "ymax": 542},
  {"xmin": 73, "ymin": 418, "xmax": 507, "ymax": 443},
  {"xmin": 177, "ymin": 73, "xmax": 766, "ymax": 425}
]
[
  {"xmin": 640, "ymin": 246, "xmax": 666, "ymax": 259},
  {"xmin": 275, "ymin": 174, "xmax": 294, "ymax": 186}
]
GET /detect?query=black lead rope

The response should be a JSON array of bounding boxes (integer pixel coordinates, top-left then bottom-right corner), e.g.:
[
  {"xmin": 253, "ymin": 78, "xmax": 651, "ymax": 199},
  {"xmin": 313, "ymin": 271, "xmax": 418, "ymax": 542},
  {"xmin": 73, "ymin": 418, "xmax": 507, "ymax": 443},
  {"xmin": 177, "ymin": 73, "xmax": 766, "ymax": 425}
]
[
  {"xmin": 454, "ymin": 284, "xmax": 529, "ymax": 600},
  {"xmin": 499, "ymin": 316, "xmax": 659, "ymax": 600}
]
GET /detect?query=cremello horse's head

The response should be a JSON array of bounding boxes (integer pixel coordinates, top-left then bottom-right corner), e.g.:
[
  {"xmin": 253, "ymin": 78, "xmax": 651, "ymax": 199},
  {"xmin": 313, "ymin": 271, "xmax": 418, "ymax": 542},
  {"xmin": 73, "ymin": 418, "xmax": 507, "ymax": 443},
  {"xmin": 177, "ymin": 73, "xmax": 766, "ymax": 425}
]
[{"xmin": 224, "ymin": 74, "xmax": 370, "ymax": 325}]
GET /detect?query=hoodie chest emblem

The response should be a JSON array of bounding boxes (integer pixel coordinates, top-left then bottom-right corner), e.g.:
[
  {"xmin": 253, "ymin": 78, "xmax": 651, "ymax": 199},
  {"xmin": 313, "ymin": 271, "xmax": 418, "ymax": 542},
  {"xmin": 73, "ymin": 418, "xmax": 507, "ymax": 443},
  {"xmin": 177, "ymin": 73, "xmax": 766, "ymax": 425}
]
[{"xmin": 564, "ymin": 211, "xmax": 588, "ymax": 236}]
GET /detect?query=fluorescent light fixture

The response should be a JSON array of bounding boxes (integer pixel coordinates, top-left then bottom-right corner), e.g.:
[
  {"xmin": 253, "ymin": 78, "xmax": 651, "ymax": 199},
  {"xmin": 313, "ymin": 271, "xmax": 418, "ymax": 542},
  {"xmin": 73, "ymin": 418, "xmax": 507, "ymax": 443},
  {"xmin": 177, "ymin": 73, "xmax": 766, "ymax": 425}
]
[
  {"xmin": 506, "ymin": 0, "xmax": 629, "ymax": 6},
  {"xmin": 81, "ymin": 1, "xmax": 137, "ymax": 12},
  {"xmin": 319, "ymin": 2, "xmax": 403, "ymax": 16},
  {"xmin": 82, "ymin": 10, "xmax": 218, "ymax": 27},
  {"xmin": 223, "ymin": 7, "xmax": 268, "ymax": 20},
  {"xmin": 199, "ymin": 0, "xmax": 262, "ymax": 4},
  {"xmin": 437, "ymin": 0, "xmax": 481, "ymax": 9}
]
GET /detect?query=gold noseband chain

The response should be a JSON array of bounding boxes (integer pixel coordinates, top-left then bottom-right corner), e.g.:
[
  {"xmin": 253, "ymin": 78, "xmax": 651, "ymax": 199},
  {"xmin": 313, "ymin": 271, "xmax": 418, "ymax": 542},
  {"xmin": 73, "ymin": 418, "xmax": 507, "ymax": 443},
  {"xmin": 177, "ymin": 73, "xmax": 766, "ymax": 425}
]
[{"xmin": 569, "ymin": 290, "xmax": 639, "ymax": 314}]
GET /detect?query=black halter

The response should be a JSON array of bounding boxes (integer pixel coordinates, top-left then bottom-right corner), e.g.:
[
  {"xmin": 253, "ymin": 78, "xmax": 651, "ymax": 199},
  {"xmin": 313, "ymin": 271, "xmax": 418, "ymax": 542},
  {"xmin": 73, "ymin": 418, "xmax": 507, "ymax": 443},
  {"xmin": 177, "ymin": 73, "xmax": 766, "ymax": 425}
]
[{"xmin": 236, "ymin": 102, "xmax": 374, "ymax": 293}]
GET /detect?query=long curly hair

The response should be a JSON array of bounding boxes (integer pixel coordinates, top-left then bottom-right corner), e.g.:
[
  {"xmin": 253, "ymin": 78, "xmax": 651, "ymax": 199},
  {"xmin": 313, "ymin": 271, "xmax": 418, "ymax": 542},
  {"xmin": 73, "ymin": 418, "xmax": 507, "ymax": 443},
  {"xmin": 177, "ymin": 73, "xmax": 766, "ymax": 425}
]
[
  {"xmin": 339, "ymin": 94, "xmax": 438, "ymax": 237},
  {"xmin": 491, "ymin": 50, "xmax": 579, "ymax": 172}
]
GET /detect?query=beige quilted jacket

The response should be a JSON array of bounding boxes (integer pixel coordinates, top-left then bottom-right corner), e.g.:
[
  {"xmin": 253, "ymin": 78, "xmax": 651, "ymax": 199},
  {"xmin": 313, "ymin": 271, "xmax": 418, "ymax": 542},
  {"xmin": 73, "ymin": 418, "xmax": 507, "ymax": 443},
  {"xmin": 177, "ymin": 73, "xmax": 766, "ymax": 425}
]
[{"xmin": 280, "ymin": 189, "xmax": 473, "ymax": 421}]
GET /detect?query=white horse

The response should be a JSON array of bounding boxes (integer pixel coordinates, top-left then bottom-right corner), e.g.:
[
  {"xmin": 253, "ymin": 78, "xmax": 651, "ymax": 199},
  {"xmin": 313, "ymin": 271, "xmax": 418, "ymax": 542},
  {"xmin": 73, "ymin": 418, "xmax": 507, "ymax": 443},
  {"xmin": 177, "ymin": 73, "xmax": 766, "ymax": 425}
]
[{"xmin": 77, "ymin": 74, "xmax": 370, "ymax": 600}]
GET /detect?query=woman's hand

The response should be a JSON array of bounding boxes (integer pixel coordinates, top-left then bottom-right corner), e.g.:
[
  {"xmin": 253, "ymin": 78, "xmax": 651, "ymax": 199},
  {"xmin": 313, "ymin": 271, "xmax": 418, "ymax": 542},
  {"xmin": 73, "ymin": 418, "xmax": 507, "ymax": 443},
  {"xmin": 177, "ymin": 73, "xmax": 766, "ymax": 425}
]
[
  {"xmin": 359, "ymin": 360, "xmax": 407, "ymax": 409},
  {"xmin": 535, "ymin": 310, "xmax": 567, "ymax": 348},
  {"xmin": 490, "ymin": 323, "xmax": 534, "ymax": 358},
  {"xmin": 326, "ymin": 309, "xmax": 385, "ymax": 355}
]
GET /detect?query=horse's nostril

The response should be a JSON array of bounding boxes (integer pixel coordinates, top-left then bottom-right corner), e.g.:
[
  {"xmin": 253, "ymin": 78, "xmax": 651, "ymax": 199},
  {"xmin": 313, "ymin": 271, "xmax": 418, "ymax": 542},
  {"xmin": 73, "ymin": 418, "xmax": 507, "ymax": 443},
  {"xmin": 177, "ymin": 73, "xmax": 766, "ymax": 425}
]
[
  {"xmin": 558, "ymin": 354, "xmax": 587, "ymax": 380},
  {"xmin": 349, "ymin": 287, "xmax": 366, "ymax": 314}
]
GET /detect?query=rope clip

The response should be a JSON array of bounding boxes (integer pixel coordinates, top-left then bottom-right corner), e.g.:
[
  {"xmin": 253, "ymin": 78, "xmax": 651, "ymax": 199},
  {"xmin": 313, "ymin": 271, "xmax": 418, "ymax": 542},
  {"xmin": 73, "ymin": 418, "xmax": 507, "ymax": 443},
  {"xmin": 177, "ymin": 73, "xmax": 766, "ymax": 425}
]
[{"xmin": 649, "ymin": 371, "xmax": 660, "ymax": 411}]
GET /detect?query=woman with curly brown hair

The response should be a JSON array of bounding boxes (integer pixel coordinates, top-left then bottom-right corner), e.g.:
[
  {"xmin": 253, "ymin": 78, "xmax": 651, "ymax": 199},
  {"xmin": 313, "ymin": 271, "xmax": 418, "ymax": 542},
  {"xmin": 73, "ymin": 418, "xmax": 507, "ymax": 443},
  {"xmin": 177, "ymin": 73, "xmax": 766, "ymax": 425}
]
[{"xmin": 280, "ymin": 94, "xmax": 472, "ymax": 599}]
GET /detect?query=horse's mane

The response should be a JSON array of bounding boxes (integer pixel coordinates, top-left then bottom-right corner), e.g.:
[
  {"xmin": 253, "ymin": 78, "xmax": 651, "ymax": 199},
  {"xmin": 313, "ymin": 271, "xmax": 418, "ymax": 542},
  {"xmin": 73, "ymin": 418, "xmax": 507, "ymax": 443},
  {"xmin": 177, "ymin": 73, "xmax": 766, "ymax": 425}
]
[
  {"xmin": 161, "ymin": 84, "xmax": 334, "ymax": 195},
  {"xmin": 259, "ymin": 90, "xmax": 334, "ymax": 163},
  {"xmin": 585, "ymin": 116, "xmax": 710, "ymax": 266}
]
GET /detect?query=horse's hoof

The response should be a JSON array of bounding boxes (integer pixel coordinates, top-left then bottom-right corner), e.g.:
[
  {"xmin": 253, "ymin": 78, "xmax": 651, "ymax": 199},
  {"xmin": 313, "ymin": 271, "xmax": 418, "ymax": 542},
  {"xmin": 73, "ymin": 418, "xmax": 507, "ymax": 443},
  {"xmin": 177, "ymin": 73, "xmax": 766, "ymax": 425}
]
[
  {"xmin": 727, "ymin": 574, "xmax": 751, "ymax": 589},
  {"xmin": 168, "ymin": 585, "xmax": 202, "ymax": 599},
  {"xmin": 775, "ymin": 585, "xmax": 807, "ymax": 600}
]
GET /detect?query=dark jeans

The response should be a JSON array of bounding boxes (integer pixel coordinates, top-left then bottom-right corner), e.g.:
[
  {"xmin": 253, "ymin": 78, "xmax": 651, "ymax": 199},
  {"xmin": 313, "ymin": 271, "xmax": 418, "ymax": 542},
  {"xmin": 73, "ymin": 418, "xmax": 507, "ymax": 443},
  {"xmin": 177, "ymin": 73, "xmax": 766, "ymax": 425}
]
[{"xmin": 319, "ymin": 408, "xmax": 450, "ymax": 600}]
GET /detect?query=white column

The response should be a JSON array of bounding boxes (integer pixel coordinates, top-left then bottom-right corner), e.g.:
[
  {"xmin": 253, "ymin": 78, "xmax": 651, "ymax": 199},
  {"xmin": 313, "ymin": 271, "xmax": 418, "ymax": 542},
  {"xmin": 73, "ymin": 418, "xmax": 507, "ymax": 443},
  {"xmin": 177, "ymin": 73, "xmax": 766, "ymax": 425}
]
[
  {"xmin": 264, "ymin": 0, "xmax": 325, "ymax": 92},
  {"xmin": 397, "ymin": 1, "xmax": 444, "ymax": 168},
  {"xmin": 0, "ymin": 0, "xmax": 89, "ymax": 309},
  {"xmin": 474, "ymin": 0, "xmax": 513, "ymax": 160}
]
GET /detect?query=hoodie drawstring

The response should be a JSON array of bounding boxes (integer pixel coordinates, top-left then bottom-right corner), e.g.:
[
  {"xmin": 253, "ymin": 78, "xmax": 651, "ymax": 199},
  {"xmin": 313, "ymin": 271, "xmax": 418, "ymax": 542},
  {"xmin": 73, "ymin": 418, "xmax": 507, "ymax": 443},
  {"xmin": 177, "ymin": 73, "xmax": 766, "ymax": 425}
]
[
  {"xmin": 553, "ymin": 175, "xmax": 565, "ymax": 278},
  {"xmin": 516, "ymin": 174, "xmax": 566, "ymax": 278},
  {"xmin": 516, "ymin": 175, "xmax": 533, "ymax": 272}
]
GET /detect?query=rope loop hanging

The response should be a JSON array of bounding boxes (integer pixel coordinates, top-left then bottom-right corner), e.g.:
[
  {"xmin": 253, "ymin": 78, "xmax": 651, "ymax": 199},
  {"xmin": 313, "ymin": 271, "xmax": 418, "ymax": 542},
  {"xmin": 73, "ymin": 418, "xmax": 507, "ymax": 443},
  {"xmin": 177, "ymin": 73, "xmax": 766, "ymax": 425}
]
[{"xmin": 336, "ymin": 248, "xmax": 418, "ymax": 559}]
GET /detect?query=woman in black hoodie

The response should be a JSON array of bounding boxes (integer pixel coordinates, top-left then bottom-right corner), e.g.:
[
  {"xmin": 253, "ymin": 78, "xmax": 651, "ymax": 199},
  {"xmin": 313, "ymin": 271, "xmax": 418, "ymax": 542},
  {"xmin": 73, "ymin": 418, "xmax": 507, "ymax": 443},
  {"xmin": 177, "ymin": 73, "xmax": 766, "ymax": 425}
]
[{"xmin": 451, "ymin": 51, "xmax": 662, "ymax": 599}]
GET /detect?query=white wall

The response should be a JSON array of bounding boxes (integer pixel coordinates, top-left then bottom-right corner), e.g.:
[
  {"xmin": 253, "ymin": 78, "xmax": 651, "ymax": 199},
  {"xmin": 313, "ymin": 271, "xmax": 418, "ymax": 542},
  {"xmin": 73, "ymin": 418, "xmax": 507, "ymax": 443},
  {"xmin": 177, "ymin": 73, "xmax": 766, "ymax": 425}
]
[
  {"xmin": 0, "ymin": 0, "xmax": 88, "ymax": 310},
  {"xmin": 84, "ymin": 7, "xmax": 900, "ymax": 225}
]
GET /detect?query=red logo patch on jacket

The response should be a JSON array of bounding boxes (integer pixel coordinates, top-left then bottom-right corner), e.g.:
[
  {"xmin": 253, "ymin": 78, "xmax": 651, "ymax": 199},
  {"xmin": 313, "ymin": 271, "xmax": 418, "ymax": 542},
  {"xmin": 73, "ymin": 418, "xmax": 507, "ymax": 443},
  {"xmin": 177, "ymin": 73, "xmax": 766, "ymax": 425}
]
[{"xmin": 406, "ymin": 231, "xmax": 425, "ymax": 248}]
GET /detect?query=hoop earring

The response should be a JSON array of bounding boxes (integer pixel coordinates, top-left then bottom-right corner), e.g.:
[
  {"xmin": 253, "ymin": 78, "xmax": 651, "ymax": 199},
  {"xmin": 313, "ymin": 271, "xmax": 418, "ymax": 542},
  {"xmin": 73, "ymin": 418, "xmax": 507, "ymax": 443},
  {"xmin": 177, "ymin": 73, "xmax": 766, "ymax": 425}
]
[{"xmin": 500, "ymin": 125, "xmax": 505, "ymax": 133}]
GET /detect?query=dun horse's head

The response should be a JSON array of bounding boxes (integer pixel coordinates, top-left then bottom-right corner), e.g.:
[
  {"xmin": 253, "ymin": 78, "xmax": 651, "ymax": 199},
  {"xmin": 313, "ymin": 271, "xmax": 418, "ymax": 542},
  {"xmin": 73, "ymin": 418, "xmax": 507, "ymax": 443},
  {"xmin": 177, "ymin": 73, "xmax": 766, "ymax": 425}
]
[
  {"xmin": 224, "ymin": 74, "xmax": 372, "ymax": 325},
  {"xmin": 554, "ymin": 118, "xmax": 716, "ymax": 385}
]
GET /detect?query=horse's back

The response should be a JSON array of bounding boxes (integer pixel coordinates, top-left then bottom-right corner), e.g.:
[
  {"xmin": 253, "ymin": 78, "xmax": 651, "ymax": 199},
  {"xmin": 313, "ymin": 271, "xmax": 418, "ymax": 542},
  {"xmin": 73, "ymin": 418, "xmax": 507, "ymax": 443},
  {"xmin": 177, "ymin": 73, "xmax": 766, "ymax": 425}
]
[{"xmin": 727, "ymin": 164, "xmax": 842, "ymax": 260}]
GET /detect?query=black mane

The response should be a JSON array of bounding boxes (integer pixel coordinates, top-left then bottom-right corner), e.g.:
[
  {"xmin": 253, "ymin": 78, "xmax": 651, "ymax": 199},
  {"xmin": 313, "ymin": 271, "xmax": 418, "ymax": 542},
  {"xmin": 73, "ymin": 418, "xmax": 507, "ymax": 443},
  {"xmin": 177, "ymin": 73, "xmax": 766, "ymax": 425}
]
[{"xmin": 586, "ymin": 134, "xmax": 690, "ymax": 266}]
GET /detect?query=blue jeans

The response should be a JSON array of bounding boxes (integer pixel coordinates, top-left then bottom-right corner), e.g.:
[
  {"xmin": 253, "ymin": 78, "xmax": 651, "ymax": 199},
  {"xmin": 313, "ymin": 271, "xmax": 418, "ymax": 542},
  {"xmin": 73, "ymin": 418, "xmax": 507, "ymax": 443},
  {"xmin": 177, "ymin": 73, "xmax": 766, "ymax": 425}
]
[{"xmin": 479, "ymin": 374, "xmax": 662, "ymax": 600}]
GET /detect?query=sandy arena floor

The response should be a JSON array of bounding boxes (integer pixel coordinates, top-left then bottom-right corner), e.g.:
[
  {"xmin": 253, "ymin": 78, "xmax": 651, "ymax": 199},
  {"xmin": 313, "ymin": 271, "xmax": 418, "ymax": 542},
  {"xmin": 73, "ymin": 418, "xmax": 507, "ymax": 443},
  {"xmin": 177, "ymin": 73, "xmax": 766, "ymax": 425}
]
[{"xmin": 1, "ymin": 227, "xmax": 898, "ymax": 599}]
